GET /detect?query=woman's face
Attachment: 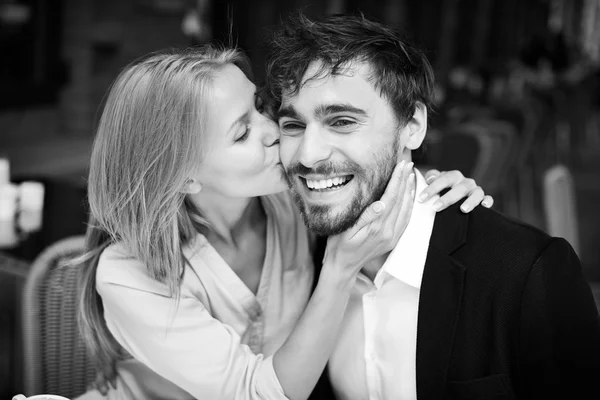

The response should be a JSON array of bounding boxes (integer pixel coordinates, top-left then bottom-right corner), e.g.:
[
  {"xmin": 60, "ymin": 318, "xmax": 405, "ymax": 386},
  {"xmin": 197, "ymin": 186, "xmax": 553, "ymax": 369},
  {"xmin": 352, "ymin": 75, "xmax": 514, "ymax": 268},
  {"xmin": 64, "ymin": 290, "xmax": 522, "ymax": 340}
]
[{"xmin": 193, "ymin": 64, "xmax": 288, "ymax": 198}]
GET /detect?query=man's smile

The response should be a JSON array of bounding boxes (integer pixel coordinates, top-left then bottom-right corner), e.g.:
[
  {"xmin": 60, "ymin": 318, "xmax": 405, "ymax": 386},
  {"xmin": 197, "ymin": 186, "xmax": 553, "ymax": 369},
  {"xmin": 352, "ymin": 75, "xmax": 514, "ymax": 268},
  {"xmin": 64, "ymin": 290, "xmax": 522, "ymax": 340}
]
[
  {"xmin": 294, "ymin": 174, "xmax": 357, "ymax": 204},
  {"xmin": 302, "ymin": 175, "xmax": 354, "ymax": 191}
]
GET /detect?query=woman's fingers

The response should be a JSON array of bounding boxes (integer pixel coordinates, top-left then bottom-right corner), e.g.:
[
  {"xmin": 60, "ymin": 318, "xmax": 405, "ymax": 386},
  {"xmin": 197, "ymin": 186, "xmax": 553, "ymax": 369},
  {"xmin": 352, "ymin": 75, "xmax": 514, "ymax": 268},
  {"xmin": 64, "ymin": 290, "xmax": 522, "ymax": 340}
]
[
  {"xmin": 393, "ymin": 173, "xmax": 416, "ymax": 233},
  {"xmin": 378, "ymin": 160, "xmax": 410, "ymax": 213},
  {"xmin": 424, "ymin": 168, "xmax": 442, "ymax": 184},
  {"xmin": 384, "ymin": 169, "xmax": 413, "ymax": 229},
  {"xmin": 352, "ymin": 200, "xmax": 386, "ymax": 234},
  {"xmin": 419, "ymin": 170, "xmax": 472, "ymax": 203},
  {"xmin": 379, "ymin": 162, "xmax": 412, "ymax": 220},
  {"xmin": 369, "ymin": 164, "xmax": 414, "ymax": 244},
  {"xmin": 482, "ymin": 195, "xmax": 494, "ymax": 208},
  {"xmin": 420, "ymin": 169, "xmax": 495, "ymax": 213},
  {"xmin": 456, "ymin": 186, "xmax": 485, "ymax": 213}
]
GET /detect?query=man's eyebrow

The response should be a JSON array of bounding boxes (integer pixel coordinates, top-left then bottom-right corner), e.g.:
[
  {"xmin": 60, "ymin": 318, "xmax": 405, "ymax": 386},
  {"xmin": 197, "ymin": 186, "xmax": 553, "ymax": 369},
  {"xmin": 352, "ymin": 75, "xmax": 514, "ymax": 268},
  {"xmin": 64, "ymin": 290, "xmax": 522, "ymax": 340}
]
[
  {"xmin": 276, "ymin": 103, "xmax": 367, "ymax": 121},
  {"xmin": 315, "ymin": 103, "xmax": 368, "ymax": 119},
  {"xmin": 276, "ymin": 106, "xmax": 301, "ymax": 121}
]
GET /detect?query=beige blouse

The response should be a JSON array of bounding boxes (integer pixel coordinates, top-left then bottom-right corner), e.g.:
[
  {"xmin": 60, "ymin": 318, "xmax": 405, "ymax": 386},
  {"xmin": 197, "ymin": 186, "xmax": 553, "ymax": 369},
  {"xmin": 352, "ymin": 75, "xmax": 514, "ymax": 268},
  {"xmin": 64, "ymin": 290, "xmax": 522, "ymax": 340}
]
[{"xmin": 83, "ymin": 191, "xmax": 314, "ymax": 400}]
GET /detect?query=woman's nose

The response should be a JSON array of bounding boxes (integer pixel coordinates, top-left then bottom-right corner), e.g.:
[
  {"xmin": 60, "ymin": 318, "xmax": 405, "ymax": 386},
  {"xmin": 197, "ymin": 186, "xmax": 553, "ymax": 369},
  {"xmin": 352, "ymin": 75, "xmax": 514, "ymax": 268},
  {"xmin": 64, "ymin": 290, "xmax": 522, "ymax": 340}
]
[{"xmin": 262, "ymin": 118, "xmax": 280, "ymax": 147}]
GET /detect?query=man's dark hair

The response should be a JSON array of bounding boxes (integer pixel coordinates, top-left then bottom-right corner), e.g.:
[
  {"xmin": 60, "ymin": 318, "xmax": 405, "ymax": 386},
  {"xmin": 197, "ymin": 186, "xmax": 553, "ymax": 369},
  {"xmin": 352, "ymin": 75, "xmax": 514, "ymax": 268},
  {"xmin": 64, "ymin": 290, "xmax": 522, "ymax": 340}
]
[{"xmin": 266, "ymin": 13, "xmax": 435, "ymax": 126}]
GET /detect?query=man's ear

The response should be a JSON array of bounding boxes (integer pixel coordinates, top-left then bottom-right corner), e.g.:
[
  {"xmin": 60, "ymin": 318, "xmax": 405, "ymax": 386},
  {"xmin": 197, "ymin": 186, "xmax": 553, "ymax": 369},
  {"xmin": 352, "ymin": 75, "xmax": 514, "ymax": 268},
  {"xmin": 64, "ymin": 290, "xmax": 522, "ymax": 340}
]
[
  {"xmin": 182, "ymin": 178, "xmax": 202, "ymax": 194},
  {"xmin": 402, "ymin": 102, "xmax": 428, "ymax": 150}
]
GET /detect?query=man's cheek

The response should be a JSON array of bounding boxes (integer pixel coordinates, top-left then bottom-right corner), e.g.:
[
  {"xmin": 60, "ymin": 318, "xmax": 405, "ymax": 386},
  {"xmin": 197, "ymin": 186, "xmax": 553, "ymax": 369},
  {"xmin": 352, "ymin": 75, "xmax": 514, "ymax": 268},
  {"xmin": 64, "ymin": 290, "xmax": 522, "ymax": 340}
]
[{"xmin": 278, "ymin": 145, "xmax": 295, "ymax": 169}]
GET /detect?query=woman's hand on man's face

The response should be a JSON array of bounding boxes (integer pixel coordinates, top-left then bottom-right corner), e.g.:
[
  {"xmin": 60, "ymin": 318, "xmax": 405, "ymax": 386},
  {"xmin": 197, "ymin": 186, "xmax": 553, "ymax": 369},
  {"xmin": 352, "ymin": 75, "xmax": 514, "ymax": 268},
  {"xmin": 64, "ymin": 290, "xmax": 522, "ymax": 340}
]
[{"xmin": 323, "ymin": 160, "xmax": 415, "ymax": 279}]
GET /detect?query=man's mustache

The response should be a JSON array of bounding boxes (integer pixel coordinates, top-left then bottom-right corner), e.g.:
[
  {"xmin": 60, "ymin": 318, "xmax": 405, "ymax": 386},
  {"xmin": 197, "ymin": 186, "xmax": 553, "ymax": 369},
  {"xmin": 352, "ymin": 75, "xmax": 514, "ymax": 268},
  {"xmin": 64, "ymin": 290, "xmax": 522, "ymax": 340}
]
[{"xmin": 285, "ymin": 161, "xmax": 362, "ymax": 178}]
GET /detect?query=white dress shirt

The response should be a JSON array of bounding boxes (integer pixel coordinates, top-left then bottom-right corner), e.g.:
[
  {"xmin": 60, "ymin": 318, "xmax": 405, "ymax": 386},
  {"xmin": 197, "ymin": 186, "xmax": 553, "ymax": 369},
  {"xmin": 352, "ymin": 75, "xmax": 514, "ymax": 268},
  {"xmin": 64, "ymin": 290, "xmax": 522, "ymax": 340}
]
[{"xmin": 328, "ymin": 169, "xmax": 437, "ymax": 400}]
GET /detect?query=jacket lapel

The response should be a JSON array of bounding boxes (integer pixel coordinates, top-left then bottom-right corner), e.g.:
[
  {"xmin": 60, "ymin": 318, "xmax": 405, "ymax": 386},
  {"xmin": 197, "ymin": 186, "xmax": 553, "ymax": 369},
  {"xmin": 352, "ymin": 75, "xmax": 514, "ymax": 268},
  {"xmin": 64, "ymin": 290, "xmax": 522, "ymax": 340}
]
[{"xmin": 416, "ymin": 204, "xmax": 468, "ymax": 399}]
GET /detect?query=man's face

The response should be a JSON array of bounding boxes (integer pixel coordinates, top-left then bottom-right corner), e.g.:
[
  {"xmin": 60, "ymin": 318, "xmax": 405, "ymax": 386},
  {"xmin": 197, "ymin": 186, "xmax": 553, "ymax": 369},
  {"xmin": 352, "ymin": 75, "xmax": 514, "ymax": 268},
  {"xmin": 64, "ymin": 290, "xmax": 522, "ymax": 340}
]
[{"xmin": 277, "ymin": 61, "xmax": 407, "ymax": 236}]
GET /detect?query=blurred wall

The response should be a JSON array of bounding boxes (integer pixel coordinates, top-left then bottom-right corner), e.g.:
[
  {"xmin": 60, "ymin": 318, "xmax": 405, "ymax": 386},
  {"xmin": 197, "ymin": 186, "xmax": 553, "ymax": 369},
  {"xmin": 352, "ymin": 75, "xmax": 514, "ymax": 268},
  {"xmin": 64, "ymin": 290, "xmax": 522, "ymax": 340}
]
[
  {"xmin": 1, "ymin": 0, "xmax": 189, "ymax": 141},
  {"xmin": 0, "ymin": 0, "xmax": 569, "ymax": 141}
]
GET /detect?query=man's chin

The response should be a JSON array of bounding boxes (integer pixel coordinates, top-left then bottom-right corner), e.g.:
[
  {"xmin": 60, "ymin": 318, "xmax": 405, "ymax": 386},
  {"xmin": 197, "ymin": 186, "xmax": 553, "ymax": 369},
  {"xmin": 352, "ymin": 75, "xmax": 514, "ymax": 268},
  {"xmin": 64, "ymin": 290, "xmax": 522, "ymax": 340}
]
[
  {"xmin": 288, "ymin": 179, "xmax": 370, "ymax": 236},
  {"xmin": 299, "ymin": 201, "xmax": 365, "ymax": 236},
  {"xmin": 304, "ymin": 216, "xmax": 357, "ymax": 236}
]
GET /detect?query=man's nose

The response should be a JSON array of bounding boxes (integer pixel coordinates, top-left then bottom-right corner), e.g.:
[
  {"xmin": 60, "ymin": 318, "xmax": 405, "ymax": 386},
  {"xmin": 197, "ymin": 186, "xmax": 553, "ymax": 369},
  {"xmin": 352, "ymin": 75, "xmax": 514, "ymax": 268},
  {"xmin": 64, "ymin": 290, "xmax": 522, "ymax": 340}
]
[{"xmin": 297, "ymin": 125, "xmax": 332, "ymax": 168}]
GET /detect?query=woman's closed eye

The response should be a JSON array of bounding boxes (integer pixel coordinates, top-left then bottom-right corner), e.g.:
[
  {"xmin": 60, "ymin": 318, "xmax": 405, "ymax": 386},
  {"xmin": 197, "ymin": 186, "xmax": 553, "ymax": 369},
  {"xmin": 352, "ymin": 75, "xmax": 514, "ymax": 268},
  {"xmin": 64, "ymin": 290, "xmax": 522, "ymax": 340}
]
[{"xmin": 235, "ymin": 124, "xmax": 251, "ymax": 143}]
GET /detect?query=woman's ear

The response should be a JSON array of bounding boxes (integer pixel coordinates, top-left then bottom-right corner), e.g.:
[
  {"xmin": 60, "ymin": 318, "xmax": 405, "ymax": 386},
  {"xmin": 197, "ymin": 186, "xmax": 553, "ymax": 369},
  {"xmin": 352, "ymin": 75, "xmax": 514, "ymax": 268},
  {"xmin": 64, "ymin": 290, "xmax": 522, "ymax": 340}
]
[
  {"xmin": 182, "ymin": 178, "xmax": 202, "ymax": 194},
  {"xmin": 402, "ymin": 101, "xmax": 428, "ymax": 150}
]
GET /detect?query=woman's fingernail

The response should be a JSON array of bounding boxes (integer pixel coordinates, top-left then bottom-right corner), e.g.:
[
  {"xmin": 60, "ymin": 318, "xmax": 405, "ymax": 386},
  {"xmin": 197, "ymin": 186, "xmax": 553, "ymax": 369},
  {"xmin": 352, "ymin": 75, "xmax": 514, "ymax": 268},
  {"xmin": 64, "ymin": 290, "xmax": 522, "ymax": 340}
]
[
  {"xmin": 461, "ymin": 204, "xmax": 470, "ymax": 213},
  {"xmin": 410, "ymin": 189, "xmax": 415, "ymax": 198},
  {"xmin": 406, "ymin": 162, "xmax": 414, "ymax": 170},
  {"xmin": 373, "ymin": 201, "xmax": 385, "ymax": 213},
  {"xmin": 482, "ymin": 199, "xmax": 490, "ymax": 207},
  {"xmin": 399, "ymin": 160, "xmax": 405, "ymax": 169},
  {"xmin": 432, "ymin": 201, "xmax": 442, "ymax": 211},
  {"xmin": 426, "ymin": 175, "xmax": 437, "ymax": 183},
  {"xmin": 419, "ymin": 192, "xmax": 428, "ymax": 202}
]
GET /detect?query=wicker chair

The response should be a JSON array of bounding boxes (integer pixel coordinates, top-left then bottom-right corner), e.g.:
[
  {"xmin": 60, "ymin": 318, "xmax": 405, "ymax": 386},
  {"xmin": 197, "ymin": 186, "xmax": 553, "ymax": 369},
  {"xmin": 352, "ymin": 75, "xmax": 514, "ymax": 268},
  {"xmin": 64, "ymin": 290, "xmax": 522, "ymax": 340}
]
[{"xmin": 21, "ymin": 235, "xmax": 95, "ymax": 398}]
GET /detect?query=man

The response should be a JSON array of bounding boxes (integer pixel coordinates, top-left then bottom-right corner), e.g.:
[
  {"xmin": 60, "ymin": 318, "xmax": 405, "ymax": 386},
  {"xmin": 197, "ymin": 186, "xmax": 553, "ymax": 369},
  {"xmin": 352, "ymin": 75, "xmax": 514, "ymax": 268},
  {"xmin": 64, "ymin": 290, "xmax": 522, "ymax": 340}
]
[{"xmin": 266, "ymin": 13, "xmax": 600, "ymax": 400}]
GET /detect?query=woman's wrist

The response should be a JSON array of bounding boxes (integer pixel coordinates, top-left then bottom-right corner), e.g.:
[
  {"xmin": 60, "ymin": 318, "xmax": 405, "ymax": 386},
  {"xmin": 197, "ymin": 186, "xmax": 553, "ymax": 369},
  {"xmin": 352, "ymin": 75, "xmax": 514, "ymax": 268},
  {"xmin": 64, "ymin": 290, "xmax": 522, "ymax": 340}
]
[{"xmin": 318, "ymin": 259, "xmax": 359, "ymax": 293}]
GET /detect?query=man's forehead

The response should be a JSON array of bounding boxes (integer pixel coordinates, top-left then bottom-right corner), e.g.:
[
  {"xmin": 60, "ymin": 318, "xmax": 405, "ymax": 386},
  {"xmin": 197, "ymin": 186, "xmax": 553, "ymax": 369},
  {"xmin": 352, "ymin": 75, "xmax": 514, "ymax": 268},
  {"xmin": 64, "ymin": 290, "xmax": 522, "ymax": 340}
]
[{"xmin": 280, "ymin": 59, "xmax": 376, "ymax": 106}]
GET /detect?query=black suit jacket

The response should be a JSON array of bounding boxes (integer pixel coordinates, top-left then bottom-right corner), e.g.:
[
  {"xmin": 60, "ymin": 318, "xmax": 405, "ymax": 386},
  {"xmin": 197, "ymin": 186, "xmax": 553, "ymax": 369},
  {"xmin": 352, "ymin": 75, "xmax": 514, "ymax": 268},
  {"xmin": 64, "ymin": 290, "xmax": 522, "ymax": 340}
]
[{"xmin": 309, "ymin": 203, "xmax": 600, "ymax": 400}]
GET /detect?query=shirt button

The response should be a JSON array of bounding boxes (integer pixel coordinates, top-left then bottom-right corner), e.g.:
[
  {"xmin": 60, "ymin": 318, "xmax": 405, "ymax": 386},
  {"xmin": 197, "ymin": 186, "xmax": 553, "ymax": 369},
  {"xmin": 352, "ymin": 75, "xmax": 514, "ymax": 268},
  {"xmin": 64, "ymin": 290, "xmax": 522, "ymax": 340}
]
[{"xmin": 365, "ymin": 291, "xmax": 377, "ymax": 300}]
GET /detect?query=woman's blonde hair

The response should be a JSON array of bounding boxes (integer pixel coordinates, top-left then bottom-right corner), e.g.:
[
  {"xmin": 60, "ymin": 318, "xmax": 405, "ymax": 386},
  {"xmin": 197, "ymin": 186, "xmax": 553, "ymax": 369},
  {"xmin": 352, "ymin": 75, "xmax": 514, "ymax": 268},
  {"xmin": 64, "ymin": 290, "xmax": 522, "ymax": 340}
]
[{"xmin": 75, "ymin": 45, "xmax": 247, "ymax": 392}]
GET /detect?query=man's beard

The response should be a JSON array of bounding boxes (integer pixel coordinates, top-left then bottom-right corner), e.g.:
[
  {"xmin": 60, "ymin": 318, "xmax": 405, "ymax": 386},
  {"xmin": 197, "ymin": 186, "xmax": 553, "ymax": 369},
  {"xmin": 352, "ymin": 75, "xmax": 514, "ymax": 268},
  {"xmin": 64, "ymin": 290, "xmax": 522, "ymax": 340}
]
[{"xmin": 285, "ymin": 140, "xmax": 399, "ymax": 236}]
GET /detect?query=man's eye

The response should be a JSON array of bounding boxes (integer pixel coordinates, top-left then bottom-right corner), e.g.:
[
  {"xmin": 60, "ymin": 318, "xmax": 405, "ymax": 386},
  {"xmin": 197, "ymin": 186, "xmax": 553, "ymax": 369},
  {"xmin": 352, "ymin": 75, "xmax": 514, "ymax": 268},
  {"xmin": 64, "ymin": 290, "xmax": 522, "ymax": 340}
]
[
  {"xmin": 280, "ymin": 122, "xmax": 304, "ymax": 132},
  {"xmin": 331, "ymin": 119, "xmax": 356, "ymax": 128}
]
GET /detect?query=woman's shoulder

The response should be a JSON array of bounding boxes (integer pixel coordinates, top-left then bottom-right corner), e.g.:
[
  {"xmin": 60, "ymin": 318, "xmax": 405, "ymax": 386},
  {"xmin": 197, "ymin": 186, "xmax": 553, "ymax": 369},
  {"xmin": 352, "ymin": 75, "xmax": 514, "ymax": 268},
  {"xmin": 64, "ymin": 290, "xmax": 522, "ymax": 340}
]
[
  {"xmin": 95, "ymin": 237, "xmax": 210, "ymax": 297},
  {"xmin": 95, "ymin": 243, "xmax": 169, "ymax": 295},
  {"xmin": 96, "ymin": 242, "xmax": 136, "ymax": 279}
]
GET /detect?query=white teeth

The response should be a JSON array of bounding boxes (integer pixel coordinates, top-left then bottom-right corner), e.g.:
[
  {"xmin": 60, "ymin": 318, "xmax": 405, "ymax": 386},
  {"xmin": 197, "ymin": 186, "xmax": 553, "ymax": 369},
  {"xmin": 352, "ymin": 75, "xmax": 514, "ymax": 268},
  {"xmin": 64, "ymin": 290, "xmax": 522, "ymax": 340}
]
[{"xmin": 306, "ymin": 176, "xmax": 350, "ymax": 190}]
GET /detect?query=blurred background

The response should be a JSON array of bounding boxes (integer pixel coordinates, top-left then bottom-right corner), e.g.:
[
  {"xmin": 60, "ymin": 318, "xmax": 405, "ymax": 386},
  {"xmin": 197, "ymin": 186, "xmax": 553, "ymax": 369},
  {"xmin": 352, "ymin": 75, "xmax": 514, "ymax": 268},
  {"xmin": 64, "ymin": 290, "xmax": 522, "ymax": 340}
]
[{"xmin": 1, "ymin": 0, "xmax": 599, "ymax": 396}]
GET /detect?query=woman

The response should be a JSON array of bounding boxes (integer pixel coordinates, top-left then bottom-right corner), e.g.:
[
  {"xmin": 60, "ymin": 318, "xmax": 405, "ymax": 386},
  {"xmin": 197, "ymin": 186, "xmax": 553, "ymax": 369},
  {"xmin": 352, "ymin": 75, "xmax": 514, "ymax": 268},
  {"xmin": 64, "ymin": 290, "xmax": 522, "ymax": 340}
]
[{"xmin": 77, "ymin": 46, "xmax": 491, "ymax": 400}]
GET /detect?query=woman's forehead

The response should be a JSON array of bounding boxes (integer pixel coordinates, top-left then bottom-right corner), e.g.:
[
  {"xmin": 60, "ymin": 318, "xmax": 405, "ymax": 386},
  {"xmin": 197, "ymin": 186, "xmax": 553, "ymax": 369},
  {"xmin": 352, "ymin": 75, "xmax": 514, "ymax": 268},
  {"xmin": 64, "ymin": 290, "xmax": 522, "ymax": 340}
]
[{"xmin": 203, "ymin": 65, "xmax": 256, "ymax": 142}]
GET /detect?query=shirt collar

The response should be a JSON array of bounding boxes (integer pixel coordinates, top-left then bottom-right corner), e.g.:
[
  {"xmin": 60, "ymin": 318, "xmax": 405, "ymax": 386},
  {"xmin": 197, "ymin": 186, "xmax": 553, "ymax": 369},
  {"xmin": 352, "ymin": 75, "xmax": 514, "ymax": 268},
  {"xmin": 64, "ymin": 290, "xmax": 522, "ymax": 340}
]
[{"xmin": 373, "ymin": 168, "xmax": 438, "ymax": 289}]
